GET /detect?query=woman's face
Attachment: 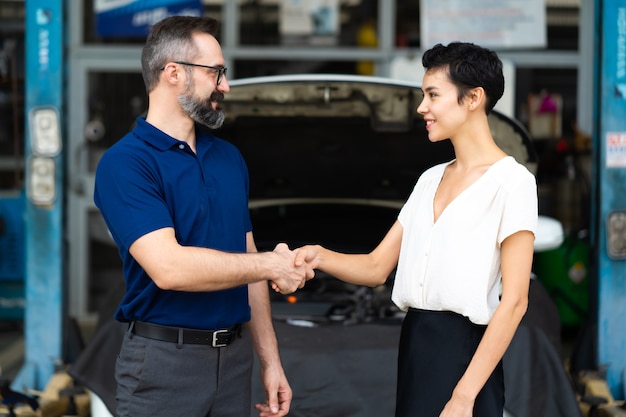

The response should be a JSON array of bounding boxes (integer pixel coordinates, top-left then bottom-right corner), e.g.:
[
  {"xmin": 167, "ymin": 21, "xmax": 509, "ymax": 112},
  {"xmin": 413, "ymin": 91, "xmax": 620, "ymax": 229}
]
[{"xmin": 417, "ymin": 68, "xmax": 469, "ymax": 142}]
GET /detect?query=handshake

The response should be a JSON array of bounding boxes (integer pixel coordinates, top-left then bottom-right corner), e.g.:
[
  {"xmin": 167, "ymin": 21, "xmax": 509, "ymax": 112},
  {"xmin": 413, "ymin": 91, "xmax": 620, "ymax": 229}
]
[{"xmin": 268, "ymin": 243, "xmax": 319, "ymax": 294}]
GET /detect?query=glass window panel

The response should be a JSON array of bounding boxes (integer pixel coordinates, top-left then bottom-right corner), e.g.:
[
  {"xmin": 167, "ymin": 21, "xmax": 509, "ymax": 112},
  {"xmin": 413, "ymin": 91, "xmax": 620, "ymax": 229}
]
[{"xmin": 86, "ymin": 71, "xmax": 147, "ymax": 171}]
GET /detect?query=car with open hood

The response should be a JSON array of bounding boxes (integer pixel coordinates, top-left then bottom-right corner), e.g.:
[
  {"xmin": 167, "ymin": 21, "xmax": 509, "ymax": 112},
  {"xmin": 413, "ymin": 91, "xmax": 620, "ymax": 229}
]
[{"xmin": 216, "ymin": 74, "xmax": 538, "ymax": 321}]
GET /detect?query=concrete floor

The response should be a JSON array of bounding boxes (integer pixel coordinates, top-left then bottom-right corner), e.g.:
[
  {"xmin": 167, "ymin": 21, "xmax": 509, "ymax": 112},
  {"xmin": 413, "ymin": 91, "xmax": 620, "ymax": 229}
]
[{"xmin": 1, "ymin": 292, "xmax": 587, "ymax": 417}]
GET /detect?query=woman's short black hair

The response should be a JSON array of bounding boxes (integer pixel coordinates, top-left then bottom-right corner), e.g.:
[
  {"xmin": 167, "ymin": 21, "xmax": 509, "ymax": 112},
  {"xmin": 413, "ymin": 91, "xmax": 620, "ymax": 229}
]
[{"xmin": 422, "ymin": 42, "xmax": 504, "ymax": 114}]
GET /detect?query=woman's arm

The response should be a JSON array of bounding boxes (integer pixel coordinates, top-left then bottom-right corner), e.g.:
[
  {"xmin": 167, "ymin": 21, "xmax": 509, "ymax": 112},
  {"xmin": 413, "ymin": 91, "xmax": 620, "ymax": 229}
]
[
  {"xmin": 296, "ymin": 220, "xmax": 404, "ymax": 287},
  {"xmin": 440, "ymin": 230, "xmax": 535, "ymax": 417}
]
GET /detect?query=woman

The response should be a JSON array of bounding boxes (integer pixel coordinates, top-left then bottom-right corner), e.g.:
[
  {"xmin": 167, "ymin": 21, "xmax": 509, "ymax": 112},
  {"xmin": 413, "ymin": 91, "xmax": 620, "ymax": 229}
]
[{"xmin": 295, "ymin": 42, "xmax": 537, "ymax": 417}]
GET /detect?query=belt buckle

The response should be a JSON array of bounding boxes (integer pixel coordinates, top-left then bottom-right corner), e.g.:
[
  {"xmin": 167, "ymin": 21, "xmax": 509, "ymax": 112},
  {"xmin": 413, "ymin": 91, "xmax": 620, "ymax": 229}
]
[{"xmin": 212, "ymin": 329, "xmax": 229, "ymax": 348}]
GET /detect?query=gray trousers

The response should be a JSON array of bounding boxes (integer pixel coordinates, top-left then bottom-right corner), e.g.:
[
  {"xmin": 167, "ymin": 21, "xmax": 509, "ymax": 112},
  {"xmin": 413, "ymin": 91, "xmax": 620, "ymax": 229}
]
[{"xmin": 115, "ymin": 325, "xmax": 253, "ymax": 417}]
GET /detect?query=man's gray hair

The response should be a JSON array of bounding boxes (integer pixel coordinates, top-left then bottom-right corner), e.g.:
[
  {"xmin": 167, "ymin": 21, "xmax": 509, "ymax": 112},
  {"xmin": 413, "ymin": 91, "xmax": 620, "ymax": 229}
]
[{"xmin": 141, "ymin": 16, "xmax": 220, "ymax": 93}]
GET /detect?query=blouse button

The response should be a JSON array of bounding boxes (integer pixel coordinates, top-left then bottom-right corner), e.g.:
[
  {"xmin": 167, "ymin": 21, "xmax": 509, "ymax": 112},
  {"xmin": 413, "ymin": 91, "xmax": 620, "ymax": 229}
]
[{"xmin": 178, "ymin": 144, "xmax": 185, "ymax": 150}]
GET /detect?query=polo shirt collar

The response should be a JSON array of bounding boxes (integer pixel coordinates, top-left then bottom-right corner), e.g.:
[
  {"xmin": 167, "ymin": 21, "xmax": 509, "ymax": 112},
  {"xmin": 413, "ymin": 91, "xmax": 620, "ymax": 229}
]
[{"xmin": 133, "ymin": 117, "xmax": 214, "ymax": 152}]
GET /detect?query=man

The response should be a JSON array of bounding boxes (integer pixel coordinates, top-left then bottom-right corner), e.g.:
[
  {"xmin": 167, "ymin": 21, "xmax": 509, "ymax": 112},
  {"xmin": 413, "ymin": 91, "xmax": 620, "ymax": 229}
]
[{"xmin": 94, "ymin": 15, "xmax": 312, "ymax": 417}]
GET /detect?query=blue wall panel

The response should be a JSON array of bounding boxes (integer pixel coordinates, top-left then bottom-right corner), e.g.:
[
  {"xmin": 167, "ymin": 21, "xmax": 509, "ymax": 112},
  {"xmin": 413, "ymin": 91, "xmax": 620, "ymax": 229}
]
[
  {"xmin": 596, "ymin": 0, "xmax": 626, "ymax": 400},
  {"xmin": 12, "ymin": 0, "xmax": 65, "ymax": 391}
]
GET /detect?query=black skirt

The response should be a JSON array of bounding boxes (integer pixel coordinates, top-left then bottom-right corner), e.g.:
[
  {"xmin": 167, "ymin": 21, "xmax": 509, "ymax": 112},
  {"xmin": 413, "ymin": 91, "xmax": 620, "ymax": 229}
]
[{"xmin": 395, "ymin": 308, "xmax": 504, "ymax": 417}]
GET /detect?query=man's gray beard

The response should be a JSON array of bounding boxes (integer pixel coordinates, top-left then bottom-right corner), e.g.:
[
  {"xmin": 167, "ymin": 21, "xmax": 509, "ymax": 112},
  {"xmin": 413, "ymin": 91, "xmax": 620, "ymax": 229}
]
[{"xmin": 178, "ymin": 91, "xmax": 225, "ymax": 129}]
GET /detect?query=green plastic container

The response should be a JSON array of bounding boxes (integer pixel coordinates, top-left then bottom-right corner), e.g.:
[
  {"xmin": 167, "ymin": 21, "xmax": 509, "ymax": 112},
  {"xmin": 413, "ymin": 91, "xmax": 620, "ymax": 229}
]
[{"xmin": 533, "ymin": 235, "xmax": 590, "ymax": 328}]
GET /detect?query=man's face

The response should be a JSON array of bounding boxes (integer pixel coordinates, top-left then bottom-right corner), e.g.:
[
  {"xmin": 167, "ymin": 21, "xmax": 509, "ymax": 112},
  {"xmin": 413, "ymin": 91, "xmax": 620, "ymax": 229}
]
[{"xmin": 178, "ymin": 76, "xmax": 225, "ymax": 129}]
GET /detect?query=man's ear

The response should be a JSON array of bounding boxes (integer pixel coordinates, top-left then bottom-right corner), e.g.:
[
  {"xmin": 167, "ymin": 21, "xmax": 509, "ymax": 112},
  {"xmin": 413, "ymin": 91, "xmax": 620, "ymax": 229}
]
[{"xmin": 161, "ymin": 62, "xmax": 182, "ymax": 84}]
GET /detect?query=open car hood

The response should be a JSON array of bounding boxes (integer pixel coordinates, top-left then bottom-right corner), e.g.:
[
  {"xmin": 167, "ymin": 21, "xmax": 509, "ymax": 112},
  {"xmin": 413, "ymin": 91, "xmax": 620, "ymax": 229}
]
[
  {"xmin": 214, "ymin": 74, "xmax": 538, "ymax": 255},
  {"xmin": 222, "ymin": 74, "xmax": 426, "ymax": 132},
  {"xmin": 218, "ymin": 74, "xmax": 537, "ymax": 206}
]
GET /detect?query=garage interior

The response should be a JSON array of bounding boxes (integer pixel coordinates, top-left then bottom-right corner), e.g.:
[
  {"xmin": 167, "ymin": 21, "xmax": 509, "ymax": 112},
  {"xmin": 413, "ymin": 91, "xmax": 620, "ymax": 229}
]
[{"xmin": 1, "ymin": 1, "xmax": 620, "ymax": 417}]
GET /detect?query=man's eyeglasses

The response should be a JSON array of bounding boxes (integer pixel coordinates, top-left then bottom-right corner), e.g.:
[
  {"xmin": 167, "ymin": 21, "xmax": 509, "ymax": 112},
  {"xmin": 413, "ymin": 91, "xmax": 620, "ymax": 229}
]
[{"xmin": 161, "ymin": 61, "xmax": 228, "ymax": 85}]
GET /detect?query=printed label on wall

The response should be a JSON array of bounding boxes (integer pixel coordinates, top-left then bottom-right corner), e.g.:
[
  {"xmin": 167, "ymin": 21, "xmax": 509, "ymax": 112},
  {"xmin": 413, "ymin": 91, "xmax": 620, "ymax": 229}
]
[{"xmin": 606, "ymin": 132, "xmax": 626, "ymax": 168}]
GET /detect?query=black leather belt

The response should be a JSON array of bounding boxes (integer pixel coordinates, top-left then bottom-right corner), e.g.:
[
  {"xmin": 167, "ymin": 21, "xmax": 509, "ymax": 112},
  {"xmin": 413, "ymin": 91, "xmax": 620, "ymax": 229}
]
[{"xmin": 130, "ymin": 321, "xmax": 242, "ymax": 347}]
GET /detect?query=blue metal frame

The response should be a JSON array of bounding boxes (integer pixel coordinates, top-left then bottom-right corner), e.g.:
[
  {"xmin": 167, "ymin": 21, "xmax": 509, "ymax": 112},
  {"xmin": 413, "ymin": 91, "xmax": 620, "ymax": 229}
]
[
  {"xmin": 595, "ymin": 0, "xmax": 626, "ymax": 400},
  {"xmin": 12, "ymin": 0, "xmax": 65, "ymax": 391}
]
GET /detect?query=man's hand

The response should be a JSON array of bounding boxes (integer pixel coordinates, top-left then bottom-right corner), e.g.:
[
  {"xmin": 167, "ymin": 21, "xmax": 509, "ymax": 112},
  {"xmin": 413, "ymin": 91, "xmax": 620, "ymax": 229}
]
[
  {"xmin": 268, "ymin": 243, "xmax": 313, "ymax": 294},
  {"xmin": 253, "ymin": 364, "xmax": 292, "ymax": 417}
]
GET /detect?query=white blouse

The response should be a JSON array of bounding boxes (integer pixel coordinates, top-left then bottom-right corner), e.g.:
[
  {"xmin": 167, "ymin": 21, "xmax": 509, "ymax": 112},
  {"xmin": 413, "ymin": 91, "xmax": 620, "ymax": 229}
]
[{"xmin": 392, "ymin": 156, "xmax": 538, "ymax": 325}]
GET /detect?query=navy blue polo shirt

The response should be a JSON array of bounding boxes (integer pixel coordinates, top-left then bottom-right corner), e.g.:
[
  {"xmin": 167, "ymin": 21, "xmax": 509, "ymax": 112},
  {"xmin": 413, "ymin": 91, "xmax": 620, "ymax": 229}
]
[{"xmin": 94, "ymin": 117, "xmax": 252, "ymax": 329}]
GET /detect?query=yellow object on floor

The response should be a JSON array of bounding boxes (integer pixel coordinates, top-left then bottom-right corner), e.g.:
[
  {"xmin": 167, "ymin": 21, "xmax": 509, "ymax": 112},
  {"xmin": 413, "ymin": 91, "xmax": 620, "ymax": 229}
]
[
  {"xmin": 0, "ymin": 371, "xmax": 90, "ymax": 417},
  {"xmin": 577, "ymin": 371, "xmax": 626, "ymax": 417}
]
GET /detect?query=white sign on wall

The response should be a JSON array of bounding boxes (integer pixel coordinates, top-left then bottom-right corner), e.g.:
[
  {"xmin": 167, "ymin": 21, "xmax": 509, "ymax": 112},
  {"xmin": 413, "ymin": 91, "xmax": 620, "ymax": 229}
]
[
  {"xmin": 419, "ymin": 0, "xmax": 546, "ymax": 49},
  {"xmin": 280, "ymin": 0, "xmax": 338, "ymax": 37}
]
